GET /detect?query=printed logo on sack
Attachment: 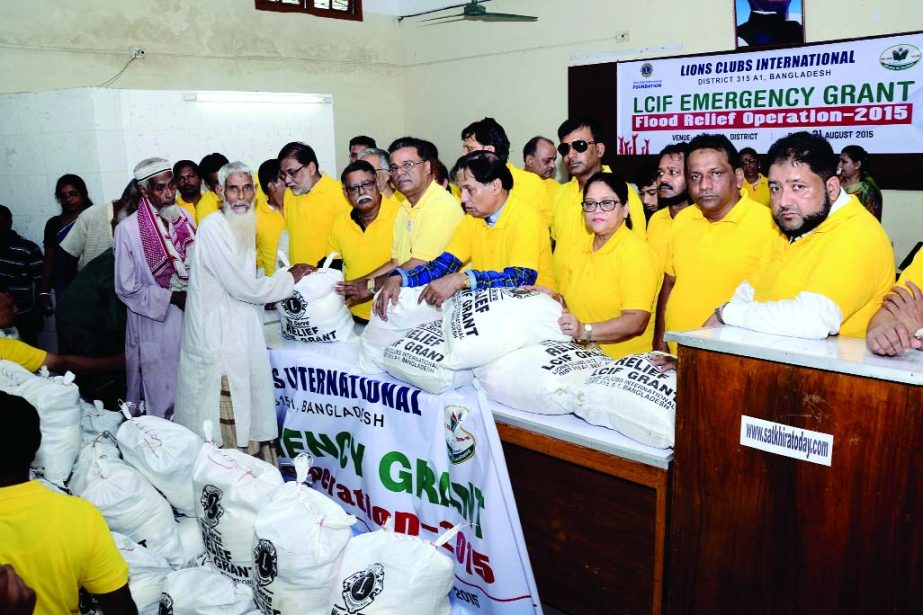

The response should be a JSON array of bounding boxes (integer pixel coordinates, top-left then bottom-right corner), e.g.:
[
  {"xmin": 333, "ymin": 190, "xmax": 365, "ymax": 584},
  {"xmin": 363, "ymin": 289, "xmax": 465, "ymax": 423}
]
[
  {"xmin": 880, "ymin": 44, "xmax": 921, "ymax": 70},
  {"xmin": 253, "ymin": 539, "xmax": 278, "ymax": 586},
  {"xmin": 640, "ymin": 62, "xmax": 654, "ymax": 78},
  {"xmin": 445, "ymin": 405, "xmax": 476, "ymax": 464},
  {"xmin": 158, "ymin": 593, "xmax": 174, "ymax": 615},
  {"xmin": 200, "ymin": 484, "xmax": 224, "ymax": 528},
  {"xmin": 340, "ymin": 564, "xmax": 385, "ymax": 614},
  {"xmin": 279, "ymin": 290, "xmax": 307, "ymax": 320}
]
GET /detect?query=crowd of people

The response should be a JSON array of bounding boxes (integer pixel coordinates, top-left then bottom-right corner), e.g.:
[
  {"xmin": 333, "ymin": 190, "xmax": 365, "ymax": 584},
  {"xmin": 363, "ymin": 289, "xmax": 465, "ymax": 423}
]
[{"xmin": 0, "ymin": 114, "xmax": 919, "ymax": 611}]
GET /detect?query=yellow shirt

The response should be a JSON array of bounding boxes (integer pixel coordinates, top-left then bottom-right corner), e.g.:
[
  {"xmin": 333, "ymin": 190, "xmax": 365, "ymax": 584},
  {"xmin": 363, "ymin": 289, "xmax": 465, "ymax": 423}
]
[
  {"xmin": 255, "ymin": 199, "xmax": 286, "ymax": 275},
  {"xmin": 0, "ymin": 338, "xmax": 47, "ymax": 372},
  {"xmin": 189, "ymin": 191, "xmax": 221, "ymax": 224},
  {"xmin": 509, "ymin": 163, "xmax": 552, "ymax": 230},
  {"xmin": 559, "ymin": 224, "xmax": 662, "ymax": 358},
  {"xmin": 543, "ymin": 177, "xmax": 562, "ymax": 205},
  {"xmin": 284, "ymin": 174, "xmax": 351, "ymax": 266},
  {"xmin": 741, "ymin": 174, "xmax": 771, "ymax": 207},
  {"xmin": 176, "ymin": 196, "xmax": 196, "ymax": 219},
  {"xmin": 750, "ymin": 195, "xmax": 894, "ymax": 338},
  {"xmin": 896, "ymin": 248, "xmax": 923, "ymax": 290},
  {"xmin": 326, "ymin": 199, "xmax": 400, "ymax": 320},
  {"xmin": 665, "ymin": 195, "xmax": 780, "ymax": 336},
  {"xmin": 392, "ymin": 180, "xmax": 465, "ymax": 263},
  {"xmin": 646, "ymin": 207, "xmax": 676, "ymax": 267},
  {"xmin": 445, "ymin": 194, "xmax": 556, "ymax": 291},
  {"xmin": 550, "ymin": 166, "xmax": 648, "ymax": 282},
  {"xmin": 0, "ymin": 481, "xmax": 129, "ymax": 615}
]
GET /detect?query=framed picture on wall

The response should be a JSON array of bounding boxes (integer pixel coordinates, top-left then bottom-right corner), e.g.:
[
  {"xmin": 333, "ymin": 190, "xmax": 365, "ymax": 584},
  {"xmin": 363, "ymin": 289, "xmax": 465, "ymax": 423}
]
[{"xmin": 735, "ymin": 0, "xmax": 805, "ymax": 49}]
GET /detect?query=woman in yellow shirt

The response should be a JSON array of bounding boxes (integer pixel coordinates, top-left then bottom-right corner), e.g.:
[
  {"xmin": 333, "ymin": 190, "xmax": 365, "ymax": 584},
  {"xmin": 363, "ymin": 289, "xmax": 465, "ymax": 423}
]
[{"xmin": 540, "ymin": 172, "xmax": 662, "ymax": 358}]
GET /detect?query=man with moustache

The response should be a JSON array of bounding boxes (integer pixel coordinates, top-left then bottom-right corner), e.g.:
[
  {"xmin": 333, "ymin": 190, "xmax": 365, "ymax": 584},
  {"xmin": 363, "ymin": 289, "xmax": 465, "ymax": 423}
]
[
  {"xmin": 646, "ymin": 143, "xmax": 692, "ymax": 266},
  {"xmin": 357, "ymin": 147, "xmax": 403, "ymax": 208},
  {"xmin": 114, "ymin": 157, "xmax": 196, "ymax": 418},
  {"xmin": 174, "ymin": 162, "xmax": 312, "ymax": 460},
  {"xmin": 705, "ymin": 132, "xmax": 893, "ymax": 339},
  {"xmin": 327, "ymin": 160, "xmax": 400, "ymax": 322},
  {"xmin": 739, "ymin": 147, "xmax": 771, "ymax": 206},
  {"xmin": 652, "ymin": 134, "xmax": 780, "ymax": 353}
]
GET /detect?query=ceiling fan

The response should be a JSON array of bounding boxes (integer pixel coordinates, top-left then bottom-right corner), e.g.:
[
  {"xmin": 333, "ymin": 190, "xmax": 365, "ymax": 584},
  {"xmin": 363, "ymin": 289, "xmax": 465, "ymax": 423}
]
[{"xmin": 398, "ymin": 0, "xmax": 538, "ymax": 24}]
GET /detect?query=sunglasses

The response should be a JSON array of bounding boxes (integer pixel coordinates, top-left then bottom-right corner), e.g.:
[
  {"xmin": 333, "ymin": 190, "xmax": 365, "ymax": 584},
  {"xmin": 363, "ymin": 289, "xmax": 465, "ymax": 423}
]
[{"xmin": 557, "ymin": 140, "xmax": 599, "ymax": 156}]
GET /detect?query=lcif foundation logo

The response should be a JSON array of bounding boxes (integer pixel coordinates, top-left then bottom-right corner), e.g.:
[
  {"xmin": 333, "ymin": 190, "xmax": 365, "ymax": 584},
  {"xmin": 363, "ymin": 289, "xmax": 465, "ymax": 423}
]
[
  {"xmin": 339, "ymin": 564, "xmax": 385, "ymax": 614},
  {"xmin": 445, "ymin": 404, "xmax": 476, "ymax": 464}
]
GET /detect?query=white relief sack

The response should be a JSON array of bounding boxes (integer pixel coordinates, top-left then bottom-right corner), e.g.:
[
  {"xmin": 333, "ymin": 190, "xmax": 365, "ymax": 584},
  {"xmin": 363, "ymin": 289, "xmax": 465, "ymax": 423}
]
[
  {"xmin": 251, "ymin": 454, "xmax": 356, "ymax": 615},
  {"xmin": 159, "ymin": 564, "xmax": 256, "ymax": 615},
  {"xmin": 474, "ymin": 341, "xmax": 611, "ymax": 415},
  {"xmin": 0, "ymin": 360, "xmax": 81, "ymax": 486},
  {"xmin": 192, "ymin": 426, "xmax": 284, "ymax": 584},
  {"xmin": 116, "ymin": 407, "xmax": 204, "ymax": 516},
  {"xmin": 80, "ymin": 399, "xmax": 124, "ymax": 445},
  {"xmin": 276, "ymin": 253, "xmax": 357, "ymax": 344},
  {"xmin": 176, "ymin": 515, "xmax": 207, "ymax": 567},
  {"xmin": 328, "ymin": 525, "xmax": 458, "ymax": 615},
  {"xmin": 441, "ymin": 288, "xmax": 570, "ymax": 369},
  {"xmin": 80, "ymin": 452, "xmax": 185, "ymax": 567},
  {"xmin": 358, "ymin": 285, "xmax": 442, "ymax": 374},
  {"xmin": 111, "ymin": 532, "xmax": 172, "ymax": 615},
  {"xmin": 68, "ymin": 432, "xmax": 121, "ymax": 496},
  {"xmin": 574, "ymin": 352, "xmax": 677, "ymax": 449},
  {"xmin": 382, "ymin": 320, "xmax": 472, "ymax": 394}
]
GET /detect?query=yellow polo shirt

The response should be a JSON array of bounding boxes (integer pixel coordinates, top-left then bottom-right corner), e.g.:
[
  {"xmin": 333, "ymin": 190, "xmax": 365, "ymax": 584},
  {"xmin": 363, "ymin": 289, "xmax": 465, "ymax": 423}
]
[
  {"xmin": 326, "ymin": 199, "xmax": 400, "ymax": 320},
  {"xmin": 749, "ymin": 195, "xmax": 894, "ymax": 338},
  {"xmin": 392, "ymin": 180, "xmax": 464, "ymax": 264},
  {"xmin": 284, "ymin": 174, "xmax": 351, "ymax": 266},
  {"xmin": 559, "ymin": 224, "xmax": 662, "ymax": 358},
  {"xmin": 445, "ymin": 194, "xmax": 556, "ymax": 291},
  {"xmin": 509, "ymin": 163, "xmax": 552, "ymax": 230},
  {"xmin": 0, "ymin": 481, "xmax": 129, "ymax": 615},
  {"xmin": 665, "ymin": 195, "xmax": 780, "ymax": 337},
  {"xmin": 896, "ymin": 249, "xmax": 923, "ymax": 290},
  {"xmin": 646, "ymin": 207, "xmax": 676, "ymax": 267},
  {"xmin": 741, "ymin": 174, "xmax": 771, "ymax": 207},
  {"xmin": 0, "ymin": 338, "xmax": 47, "ymax": 372},
  {"xmin": 255, "ymin": 199, "xmax": 286, "ymax": 274},
  {"xmin": 543, "ymin": 177, "xmax": 562, "ymax": 205},
  {"xmin": 176, "ymin": 196, "xmax": 196, "ymax": 219},
  {"xmin": 191, "ymin": 191, "xmax": 221, "ymax": 224}
]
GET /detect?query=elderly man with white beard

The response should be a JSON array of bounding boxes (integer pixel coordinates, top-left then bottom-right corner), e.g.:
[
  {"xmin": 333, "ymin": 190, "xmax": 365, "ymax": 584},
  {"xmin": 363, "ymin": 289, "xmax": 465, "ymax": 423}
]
[{"xmin": 174, "ymin": 162, "xmax": 313, "ymax": 462}]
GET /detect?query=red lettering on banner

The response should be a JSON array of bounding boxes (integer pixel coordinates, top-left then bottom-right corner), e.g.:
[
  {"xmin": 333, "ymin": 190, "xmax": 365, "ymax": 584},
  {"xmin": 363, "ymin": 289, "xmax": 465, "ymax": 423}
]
[{"xmin": 632, "ymin": 103, "xmax": 912, "ymax": 131}]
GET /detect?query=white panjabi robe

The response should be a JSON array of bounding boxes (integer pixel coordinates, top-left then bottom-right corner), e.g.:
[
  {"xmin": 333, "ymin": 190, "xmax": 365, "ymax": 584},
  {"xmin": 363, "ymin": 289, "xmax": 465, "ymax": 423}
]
[{"xmin": 173, "ymin": 211, "xmax": 294, "ymax": 446}]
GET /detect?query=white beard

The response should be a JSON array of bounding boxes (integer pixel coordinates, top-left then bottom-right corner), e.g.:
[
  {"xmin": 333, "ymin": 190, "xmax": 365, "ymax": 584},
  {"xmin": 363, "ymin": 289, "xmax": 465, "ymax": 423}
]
[
  {"xmin": 223, "ymin": 201, "xmax": 257, "ymax": 253},
  {"xmin": 159, "ymin": 204, "xmax": 183, "ymax": 223}
]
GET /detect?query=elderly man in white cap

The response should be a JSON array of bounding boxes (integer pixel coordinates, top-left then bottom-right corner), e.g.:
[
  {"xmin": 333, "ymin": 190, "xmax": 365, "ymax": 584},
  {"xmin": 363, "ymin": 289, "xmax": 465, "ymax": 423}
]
[{"xmin": 114, "ymin": 157, "xmax": 196, "ymax": 418}]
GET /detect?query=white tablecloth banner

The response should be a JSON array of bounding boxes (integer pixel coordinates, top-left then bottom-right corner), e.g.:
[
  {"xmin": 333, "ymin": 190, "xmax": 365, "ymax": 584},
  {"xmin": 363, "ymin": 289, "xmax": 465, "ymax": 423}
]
[{"xmin": 269, "ymin": 344, "xmax": 541, "ymax": 614}]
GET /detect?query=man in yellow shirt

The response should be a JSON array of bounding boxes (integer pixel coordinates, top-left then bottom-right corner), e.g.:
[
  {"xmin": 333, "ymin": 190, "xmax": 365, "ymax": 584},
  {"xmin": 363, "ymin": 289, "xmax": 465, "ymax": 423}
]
[
  {"xmin": 522, "ymin": 136, "xmax": 560, "ymax": 203},
  {"xmin": 740, "ymin": 147, "xmax": 771, "ymax": 206},
  {"xmin": 357, "ymin": 147, "xmax": 403, "ymax": 210},
  {"xmin": 255, "ymin": 159, "xmax": 287, "ymax": 275},
  {"xmin": 278, "ymin": 141, "xmax": 351, "ymax": 266},
  {"xmin": 361, "ymin": 138, "xmax": 464, "ymax": 291},
  {"xmin": 375, "ymin": 152, "xmax": 553, "ymax": 316},
  {"xmin": 194, "ymin": 153, "xmax": 228, "ymax": 223},
  {"xmin": 460, "ymin": 118, "xmax": 552, "ymax": 230},
  {"xmin": 867, "ymin": 251, "xmax": 923, "ymax": 356},
  {"xmin": 646, "ymin": 143, "xmax": 692, "ymax": 266},
  {"xmin": 0, "ymin": 391, "xmax": 135, "ymax": 614},
  {"xmin": 653, "ymin": 134, "xmax": 780, "ymax": 351},
  {"xmin": 348, "ymin": 135, "xmax": 376, "ymax": 163},
  {"xmin": 707, "ymin": 132, "xmax": 894, "ymax": 340},
  {"xmin": 173, "ymin": 159, "xmax": 202, "ymax": 220},
  {"xmin": 327, "ymin": 160, "xmax": 399, "ymax": 321}
]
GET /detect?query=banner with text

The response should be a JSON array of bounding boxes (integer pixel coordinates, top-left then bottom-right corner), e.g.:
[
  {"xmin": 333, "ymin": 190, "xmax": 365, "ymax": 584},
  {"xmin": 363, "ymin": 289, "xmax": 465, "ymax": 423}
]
[
  {"xmin": 269, "ymin": 346, "xmax": 540, "ymax": 614},
  {"xmin": 616, "ymin": 32, "xmax": 923, "ymax": 154}
]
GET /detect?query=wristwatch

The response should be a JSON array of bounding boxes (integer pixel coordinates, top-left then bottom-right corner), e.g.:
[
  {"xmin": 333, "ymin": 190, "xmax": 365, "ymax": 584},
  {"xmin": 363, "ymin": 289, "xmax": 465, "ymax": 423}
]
[
  {"xmin": 366, "ymin": 278, "xmax": 376, "ymax": 294},
  {"xmin": 914, "ymin": 327, "xmax": 923, "ymax": 341},
  {"xmin": 583, "ymin": 323, "xmax": 593, "ymax": 342}
]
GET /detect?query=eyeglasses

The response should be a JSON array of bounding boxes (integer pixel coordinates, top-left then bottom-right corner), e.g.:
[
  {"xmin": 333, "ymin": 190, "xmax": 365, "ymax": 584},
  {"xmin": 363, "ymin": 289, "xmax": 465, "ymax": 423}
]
[
  {"xmin": 388, "ymin": 160, "xmax": 426, "ymax": 175},
  {"xmin": 581, "ymin": 199, "xmax": 621, "ymax": 212},
  {"xmin": 281, "ymin": 164, "xmax": 306, "ymax": 179},
  {"xmin": 344, "ymin": 180, "xmax": 377, "ymax": 195},
  {"xmin": 558, "ymin": 140, "xmax": 599, "ymax": 156}
]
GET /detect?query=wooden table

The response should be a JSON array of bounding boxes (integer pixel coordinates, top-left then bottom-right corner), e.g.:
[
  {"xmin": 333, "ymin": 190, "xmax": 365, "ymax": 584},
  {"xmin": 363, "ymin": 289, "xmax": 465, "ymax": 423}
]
[{"xmin": 665, "ymin": 328, "xmax": 923, "ymax": 614}]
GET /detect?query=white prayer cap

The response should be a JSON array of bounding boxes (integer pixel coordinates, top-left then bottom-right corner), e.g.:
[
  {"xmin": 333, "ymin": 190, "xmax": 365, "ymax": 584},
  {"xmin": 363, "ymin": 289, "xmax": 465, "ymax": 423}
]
[{"xmin": 133, "ymin": 157, "xmax": 171, "ymax": 182}]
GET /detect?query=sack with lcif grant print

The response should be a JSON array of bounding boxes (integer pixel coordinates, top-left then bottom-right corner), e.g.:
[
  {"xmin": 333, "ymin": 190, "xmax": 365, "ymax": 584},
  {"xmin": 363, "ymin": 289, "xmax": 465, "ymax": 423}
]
[
  {"xmin": 574, "ymin": 352, "xmax": 677, "ymax": 449},
  {"xmin": 159, "ymin": 564, "xmax": 256, "ymax": 615},
  {"xmin": 276, "ymin": 253, "xmax": 357, "ymax": 344},
  {"xmin": 382, "ymin": 320, "xmax": 472, "ymax": 394},
  {"xmin": 441, "ymin": 288, "xmax": 569, "ymax": 369},
  {"xmin": 358, "ymin": 286, "xmax": 442, "ymax": 374}
]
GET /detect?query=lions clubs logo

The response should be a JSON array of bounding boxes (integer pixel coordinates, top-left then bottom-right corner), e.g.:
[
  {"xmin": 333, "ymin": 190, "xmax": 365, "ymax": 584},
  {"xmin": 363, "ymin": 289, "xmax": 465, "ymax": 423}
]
[
  {"xmin": 341, "ymin": 564, "xmax": 385, "ymax": 614},
  {"xmin": 158, "ymin": 593, "xmax": 173, "ymax": 615},
  {"xmin": 200, "ymin": 484, "xmax": 224, "ymax": 528},
  {"xmin": 279, "ymin": 290, "xmax": 307, "ymax": 319},
  {"xmin": 253, "ymin": 539, "xmax": 279, "ymax": 587}
]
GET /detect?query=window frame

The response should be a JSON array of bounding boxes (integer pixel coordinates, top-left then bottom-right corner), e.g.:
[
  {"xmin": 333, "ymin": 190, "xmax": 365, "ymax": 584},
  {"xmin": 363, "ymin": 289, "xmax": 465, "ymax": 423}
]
[{"xmin": 255, "ymin": 0, "xmax": 363, "ymax": 22}]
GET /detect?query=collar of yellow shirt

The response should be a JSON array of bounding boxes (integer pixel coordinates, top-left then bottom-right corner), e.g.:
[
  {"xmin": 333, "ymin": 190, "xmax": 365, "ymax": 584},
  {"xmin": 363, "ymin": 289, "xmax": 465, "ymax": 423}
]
[
  {"xmin": 686, "ymin": 193, "xmax": 761, "ymax": 225},
  {"xmin": 580, "ymin": 219, "xmax": 632, "ymax": 257}
]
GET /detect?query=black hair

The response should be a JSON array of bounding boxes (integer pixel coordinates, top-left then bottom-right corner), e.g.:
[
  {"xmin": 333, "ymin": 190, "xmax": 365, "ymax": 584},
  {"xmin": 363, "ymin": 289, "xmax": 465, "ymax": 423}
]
[
  {"xmin": 277, "ymin": 142, "xmax": 318, "ymax": 168},
  {"xmin": 738, "ymin": 147, "xmax": 758, "ymax": 158},
  {"xmin": 258, "ymin": 159, "xmax": 281, "ymax": 194},
  {"xmin": 451, "ymin": 151, "xmax": 514, "ymax": 191},
  {"xmin": 55, "ymin": 174, "xmax": 93, "ymax": 208},
  {"xmin": 0, "ymin": 392, "xmax": 42, "ymax": 472},
  {"xmin": 433, "ymin": 159, "xmax": 451, "ymax": 189},
  {"xmin": 841, "ymin": 144, "xmax": 872, "ymax": 177},
  {"xmin": 557, "ymin": 116, "xmax": 604, "ymax": 142},
  {"xmin": 0, "ymin": 204, "xmax": 10, "ymax": 225},
  {"xmin": 387, "ymin": 137, "xmax": 438, "ymax": 162},
  {"xmin": 636, "ymin": 160, "xmax": 660, "ymax": 189},
  {"xmin": 766, "ymin": 131, "xmax": 838, "ymax": 182},
  {"xmin": 583, "ymin": 171, "xmax": 632, "ymax": 229},
  {"xmin": 461, "ymin": 117, "xmax": 510, "ymax": 162},
  {"xmin": 658, "ymin": 142, "xmax": 689, "ymax": 158},
  {"xmin": 340, "ymin": 159, "xmax": 377, "ymax": 184},
  {"xmin": 172, "ymin": 159, "xmax": 199, "ymax": 177},
  {"xmin": 198, "ymin": 153, "xmax": 230, "ymax": 177},
  {"xmin": 523, "ymin": 136, "xmax": 554, "ymax": 160},
  {"xmin": 687, "ymin": 133, "xmax": 741, "ymax": 170},
  {"xmin": 349, "ymin": 135, "xmax": 377, "ymax": 150}
]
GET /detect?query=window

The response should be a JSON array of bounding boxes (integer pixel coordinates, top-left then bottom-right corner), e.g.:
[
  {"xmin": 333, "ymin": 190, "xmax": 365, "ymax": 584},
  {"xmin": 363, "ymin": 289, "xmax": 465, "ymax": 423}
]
[{"xmin": 255, "ymin": 0, "xmax": 362, "ymax": 21}]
